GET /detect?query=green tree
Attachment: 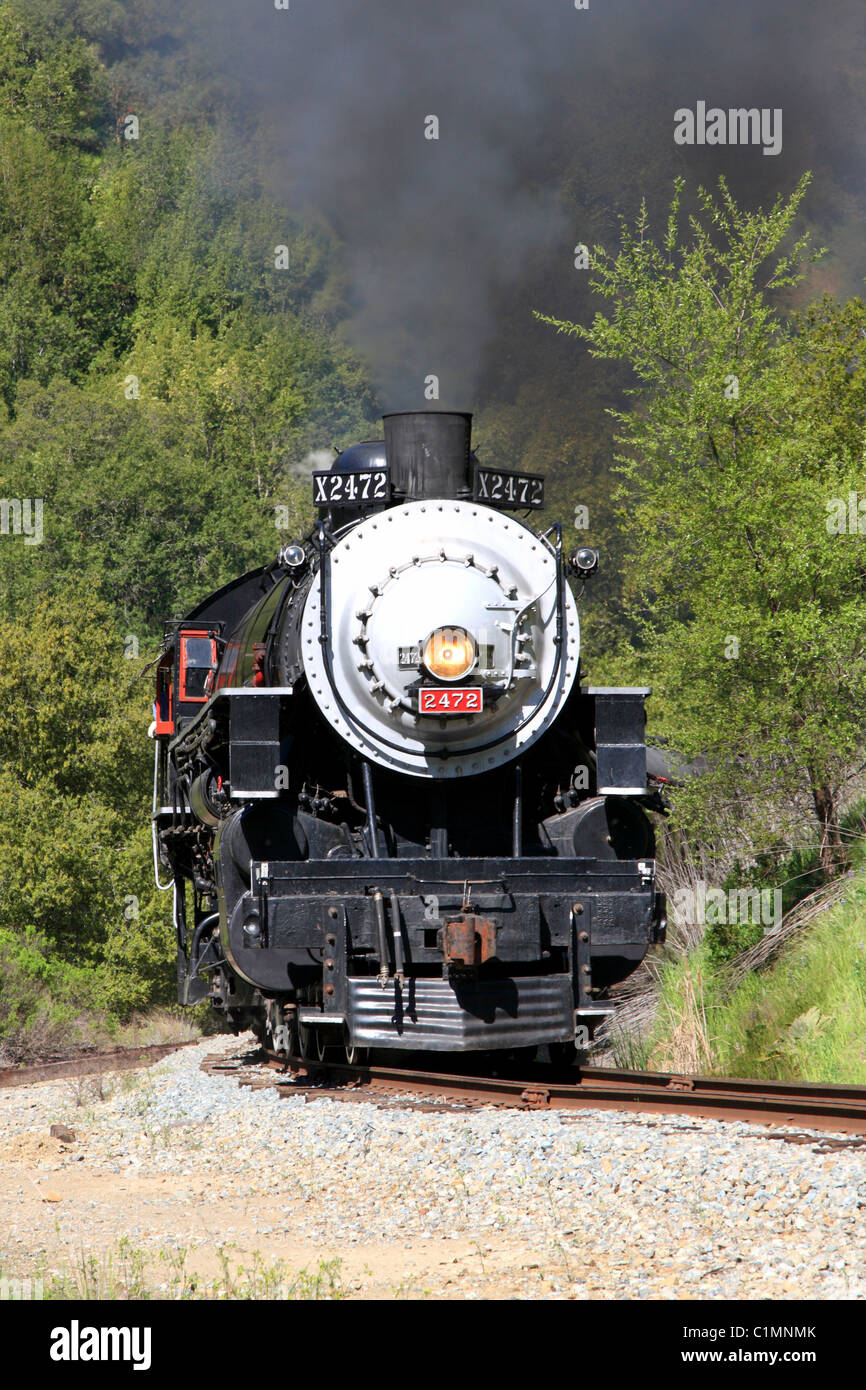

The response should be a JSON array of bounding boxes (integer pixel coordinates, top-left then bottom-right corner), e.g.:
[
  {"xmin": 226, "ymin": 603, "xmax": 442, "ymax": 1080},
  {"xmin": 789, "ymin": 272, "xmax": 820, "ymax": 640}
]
[
  {"xmin": 0, "ymin": 11, "xmax": 380, "ymax": 1032},
  {"xmin": 538, "ymin": 176, "xmax": 866, "ymax": 873},
  {"xmin": 0, "ymin": 7, "xmax": 107, "ymax": 148},
  {"xmin": 0, "ymin": 116, "xmax": 379, "ymax": 635},
  {"xmin": 0, "ymin": 595, "xmax": 173, "ymax": 1009}
]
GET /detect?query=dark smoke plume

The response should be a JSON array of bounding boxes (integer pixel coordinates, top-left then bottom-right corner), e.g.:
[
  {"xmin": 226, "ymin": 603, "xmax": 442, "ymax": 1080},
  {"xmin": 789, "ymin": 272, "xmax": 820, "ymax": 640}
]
[{"xmin": 154, "ymin": 1, "xmax": 866, "ymax": 409}]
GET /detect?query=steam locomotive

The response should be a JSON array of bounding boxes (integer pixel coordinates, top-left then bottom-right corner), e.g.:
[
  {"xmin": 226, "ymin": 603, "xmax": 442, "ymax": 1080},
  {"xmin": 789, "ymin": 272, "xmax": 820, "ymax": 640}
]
[{"xmin": 151, "ymin": 411, "xmax": 665, "ymax": 1061}]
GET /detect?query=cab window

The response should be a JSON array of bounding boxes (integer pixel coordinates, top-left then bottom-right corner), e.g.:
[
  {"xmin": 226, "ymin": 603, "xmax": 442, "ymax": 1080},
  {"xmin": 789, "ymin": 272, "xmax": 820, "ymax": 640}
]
[
  {"xmin": 179, "ymin": 634, "xmax": 217, "ymax": 702},
  {"xmin": 154, "ymin": 656, "xmax": 174, "ymax": 734}
]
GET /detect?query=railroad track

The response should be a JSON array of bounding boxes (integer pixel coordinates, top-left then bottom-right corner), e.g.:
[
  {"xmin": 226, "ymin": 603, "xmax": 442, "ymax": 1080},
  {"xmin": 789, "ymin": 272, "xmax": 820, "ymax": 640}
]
[
  {"xmin": 0, "ymin": 1039, "xmax": 200, "ymax": 1089},
  {"xmin": 12, "ymin": 1037, "xmax": 863, "ymax": 1142},
  {"xmin": 202, "ymin": 1049, "xmax": 866, "ymax": 1141}
]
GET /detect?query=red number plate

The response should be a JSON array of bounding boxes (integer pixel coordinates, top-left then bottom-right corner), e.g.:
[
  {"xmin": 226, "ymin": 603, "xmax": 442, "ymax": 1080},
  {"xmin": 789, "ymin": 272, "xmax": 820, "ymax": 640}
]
[{"xmin": 418, "ymin": 687, "xmax": 483, "ymax": 715}]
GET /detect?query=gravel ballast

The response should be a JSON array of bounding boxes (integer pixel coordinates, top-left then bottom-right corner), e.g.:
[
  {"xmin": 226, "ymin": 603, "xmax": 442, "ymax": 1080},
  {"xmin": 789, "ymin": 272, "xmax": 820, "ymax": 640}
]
[{"xmin": 1, "ymin": 1034, "xmax": 865, "ymax": 1299}]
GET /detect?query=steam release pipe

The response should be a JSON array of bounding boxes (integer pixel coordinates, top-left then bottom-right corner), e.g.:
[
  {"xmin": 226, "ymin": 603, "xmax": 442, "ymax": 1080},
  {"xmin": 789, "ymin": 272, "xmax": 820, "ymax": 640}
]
[
  {"xmin": 512, "ymin": 760, "xmax": 523, "ymax": 858},
  {"xmin": 389, "ymin": 891, "xmax": 406, "ymax": 985},
  {"xmin": 362, "ymin": 758, "xmax": 385, "ymax": 858},
  {"xmin": 373, "ymin": 891, "xmax": 390, "ymax": 988}
]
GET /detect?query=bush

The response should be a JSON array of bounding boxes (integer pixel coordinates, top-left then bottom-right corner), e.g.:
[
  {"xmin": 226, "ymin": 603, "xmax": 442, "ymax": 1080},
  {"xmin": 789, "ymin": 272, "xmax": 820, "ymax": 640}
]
[
  {"xmin": 0, "ymin": 596, "xmax": 177, "ymax": 1022},
  {"xmin": 646, "ymin": 862, "xmax": 866, "ymax": 1083},
  {"xmin": 0, "ymin": 929, "xmax": 104, "ymax": 1060},
  {"xmin": 702, "ymin": 917, "xmax": 764, "ymax": 968}
]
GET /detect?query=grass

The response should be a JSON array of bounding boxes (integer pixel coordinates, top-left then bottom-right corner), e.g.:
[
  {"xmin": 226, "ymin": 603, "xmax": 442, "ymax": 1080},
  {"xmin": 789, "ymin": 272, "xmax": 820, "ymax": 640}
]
[
  {"xmin": 0, "ymin": 1002, "xmax": 211, "ymax": 1066},
  {"xmin": 650, "ymin": 956, "xmax": 714, "ymax": 1076},
  {"xmin": 644, "ymin": 866, "xmax": 866, "ymax": 1082},
  {"xmin": 109, "ymin": 1006, "xmax": 205, "ymax": 1049},
  {"xmin": 3, "ymin": 1238, "xmax": 346, "ymax": 1301},
  {"xmin": 0, "ymin": 920, "xmax": 227, "ymax": 1063}
]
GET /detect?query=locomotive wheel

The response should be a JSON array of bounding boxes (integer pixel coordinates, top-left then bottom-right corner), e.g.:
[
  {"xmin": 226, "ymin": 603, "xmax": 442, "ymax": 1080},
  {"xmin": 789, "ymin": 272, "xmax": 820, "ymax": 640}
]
[
  {"xmin": 344, "ymin": 1036, "xmax": 369, "ymax": 1066},
  {"xmin": 264, "ymin": 1005, "xmax": 297, "ymax": 1060},
  {"xmin": 315, "ymin": 1029, "xmax": 343, "ymax": 1062},
  {"xmin": 297, "ymin": 1019, "xmax": 315, "ymax": 1061}
]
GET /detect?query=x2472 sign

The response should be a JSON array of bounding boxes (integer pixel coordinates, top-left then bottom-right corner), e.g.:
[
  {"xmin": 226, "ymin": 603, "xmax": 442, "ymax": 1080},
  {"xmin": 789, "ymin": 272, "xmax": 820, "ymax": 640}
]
[
  {"xmin": 313, "ymin": 467, "xmax": 390, "ymax": 506},
  {"xmin": 473, "ymin": 466, "xmax": 544, "ymax": 509}
]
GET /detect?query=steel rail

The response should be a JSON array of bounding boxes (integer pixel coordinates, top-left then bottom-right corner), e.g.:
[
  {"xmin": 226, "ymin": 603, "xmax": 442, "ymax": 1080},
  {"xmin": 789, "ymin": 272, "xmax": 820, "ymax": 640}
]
[
  {"xmin": 256, "ymin": 1051, "xmax": 866, "ymax": 1136},
  {"xmin": 0, "ymin": 1040, "xmax": 200, "ymax": 1089}
]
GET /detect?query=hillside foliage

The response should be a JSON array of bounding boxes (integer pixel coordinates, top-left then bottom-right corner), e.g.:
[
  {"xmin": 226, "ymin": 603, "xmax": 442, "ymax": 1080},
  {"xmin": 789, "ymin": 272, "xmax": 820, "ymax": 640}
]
[
  {"xmin": 0, "ymin": 3, "xmax": 378, "ymax": 1039},
  {"xmin": 539, "ymin": 178, "xmax": 866, "ymax": 875}
]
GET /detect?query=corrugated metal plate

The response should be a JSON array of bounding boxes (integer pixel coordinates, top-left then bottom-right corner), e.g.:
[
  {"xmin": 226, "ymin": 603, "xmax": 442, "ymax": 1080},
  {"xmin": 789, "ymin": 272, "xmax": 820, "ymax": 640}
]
[{"xmin": 348, "ymin": 975, "xmax": 574, "ymax": 1051}]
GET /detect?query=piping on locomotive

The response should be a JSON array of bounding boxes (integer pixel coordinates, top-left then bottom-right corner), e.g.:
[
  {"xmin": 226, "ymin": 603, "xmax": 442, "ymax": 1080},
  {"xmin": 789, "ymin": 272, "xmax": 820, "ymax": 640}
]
[{"xmin": 150, "ymin": 411, "xmax": 666, "ymax": 1059}]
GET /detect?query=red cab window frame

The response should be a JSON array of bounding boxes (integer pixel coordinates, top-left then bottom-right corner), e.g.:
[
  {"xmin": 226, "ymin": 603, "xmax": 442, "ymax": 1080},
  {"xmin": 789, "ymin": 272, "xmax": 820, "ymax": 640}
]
[
  {"xmin": 178, "ymin": 631, "xmax": 218, "ymax": 703},
  {"xmin": 154, "ymin": 652, "xmax": 174, "ymax": 736}
]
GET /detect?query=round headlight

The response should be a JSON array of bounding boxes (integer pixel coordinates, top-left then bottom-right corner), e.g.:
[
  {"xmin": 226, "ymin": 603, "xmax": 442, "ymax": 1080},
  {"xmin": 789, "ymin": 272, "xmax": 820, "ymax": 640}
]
[{"xmin": 422, "ymin": 626, "xmax": 477, "ymax": 682}]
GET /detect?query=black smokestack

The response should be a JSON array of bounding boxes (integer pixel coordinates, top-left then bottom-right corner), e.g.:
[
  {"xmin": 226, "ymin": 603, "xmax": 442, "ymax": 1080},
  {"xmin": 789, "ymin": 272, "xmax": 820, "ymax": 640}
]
[{"xmin": 383, "ymin": 411, "xmax": 472, "ymax": 501}]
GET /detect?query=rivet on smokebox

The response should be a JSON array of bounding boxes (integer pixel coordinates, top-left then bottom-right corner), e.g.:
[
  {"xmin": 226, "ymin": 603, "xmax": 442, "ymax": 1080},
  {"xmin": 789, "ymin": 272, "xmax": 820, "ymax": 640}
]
[
  {"xmin": 573, "ymin": 903, "xmax": 584, "ymax": 915},
  {"xmin": 328, "ymin": 906, "xmax": 339, "ymax": 919},
  {"xmin": 325, "ymin": 959, "xmax": 335, "ymax": 970},
  {"xmin": 326, "ymin": 934, "xmax": 336, "ymax": 946},
  {"xmin": 325, "ymin": 984, "xmax": 335, "ymax": 996},
  {"xmin": 579, "ymin": 931, "xmax": 590, "ymax": 943}
]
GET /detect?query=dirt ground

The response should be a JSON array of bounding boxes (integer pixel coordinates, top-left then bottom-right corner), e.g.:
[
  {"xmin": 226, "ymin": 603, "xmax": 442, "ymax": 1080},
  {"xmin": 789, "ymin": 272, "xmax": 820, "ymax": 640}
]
[{"xmin": 0, "ymin": 1129, "xmax": 580, "ymax": 1299}]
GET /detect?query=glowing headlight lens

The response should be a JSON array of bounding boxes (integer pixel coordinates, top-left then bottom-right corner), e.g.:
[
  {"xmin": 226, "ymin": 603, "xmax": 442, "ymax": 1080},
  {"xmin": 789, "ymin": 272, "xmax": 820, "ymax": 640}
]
[{"xmin": 422, "ymin": 626, "xmax": 477, "ymax": 682}]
